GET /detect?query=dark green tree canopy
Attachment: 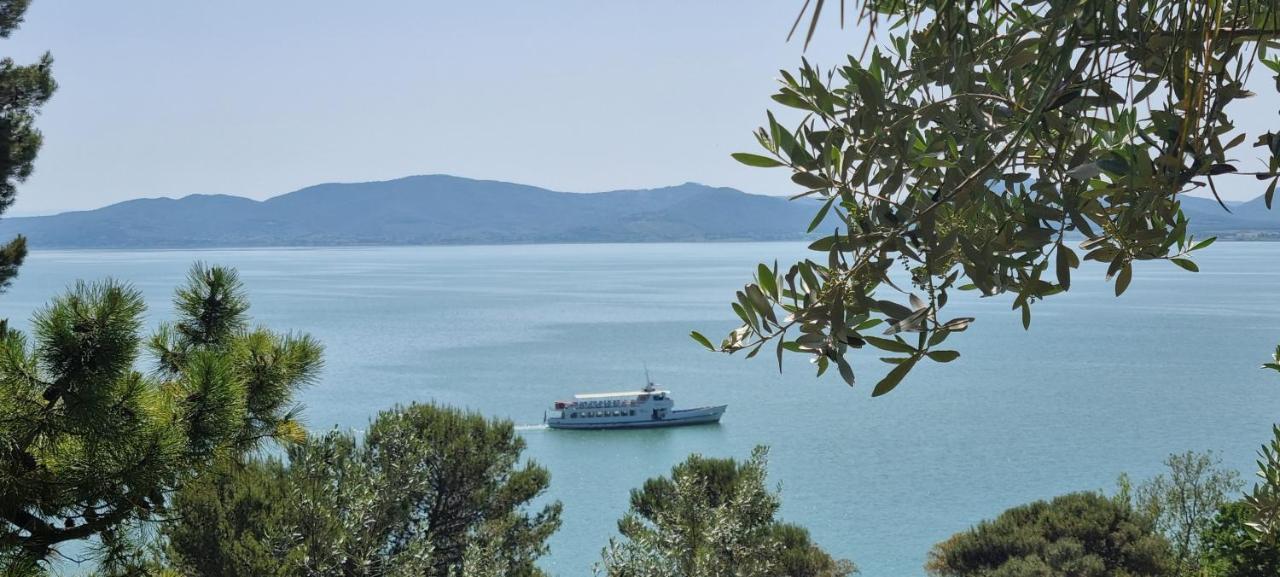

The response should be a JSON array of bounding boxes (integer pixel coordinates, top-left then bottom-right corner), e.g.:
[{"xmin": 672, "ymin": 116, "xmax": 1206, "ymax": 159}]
[
  {"xmin": 0, "ymin": 263, "xmax": 321, "ymax": 569},
  {"xmin": 162, "ymin": 459, "xmax": 293, "ymax": 577},
  {"xmin": 696, "ymin": 0, "xmax": 1280, "ymax": 395},
  {"xmin": 0, "ymin": 0, "xmax": 54, "ymax": 293},
  {"xmin": 926, "ymin": 491, "xmax": 1174, "ymax": 577},
  {"xmin": 1202, "ymin": 501, "xmax": 1280, "ymax": 577},
  {"xmin": 164, "ymin": 402, "xmax": 563, "ymax": 577},
  {"xmin": 600, "ymin": 447, "xmax": 855, "ymax": 577}
]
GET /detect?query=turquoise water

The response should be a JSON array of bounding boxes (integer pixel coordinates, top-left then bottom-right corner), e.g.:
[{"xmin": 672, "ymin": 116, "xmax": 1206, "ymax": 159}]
[{"xmin": 3, "ymin": 242, "xmax": 1279, "ymax": 576}]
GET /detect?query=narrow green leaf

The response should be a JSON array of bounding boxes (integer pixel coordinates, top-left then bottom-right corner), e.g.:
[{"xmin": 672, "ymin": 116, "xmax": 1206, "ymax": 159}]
[
  {"xmin": 807, "ymin": 196, "xmax": 836, "ymax": 233},
  {"xmin": 872, "ymin": 356, "xmax": 917, "ymax": 396},
  {"xmin": 1055, "ymin": 246, "xmax": 1071, "ymax": 290},
  {"xmin": 1115, "ymin": 263, "xmax": 1133, "ymax": 296},
  {"xmin": 775, "ymin": 338, "xmax": 785, "ymax": 373},
  {"xmin": 1192, "ymin": 237, "xmax": 1217, "ymax": 251},
  {"xmin": 791, "ymin": 171, "xmax": 830, "ymax": 190},
  {"xmin": 864, "ymin": 336, "xmax": 916, "ymax": 353},
  {"xmin": 836, "ymin": 355, "xmax": 855, "ymax": 386},
  {"xmin": 731, "ymin": 152, "xmax": 785, "ymax": 168},
  {"xmin": 690, "ymin": 331, "xmax": 715, "ymax": 351},
  {"xmin": 1170, "ymin": 258, "xmax": 1199, "ymax": 272},
  {"xmin": 855, "ymin": 318, "xmax": 884, "ymax": 331},
  {"xmin": 876, "ymin": 300, "xmax": 913, "ymax": 320},
  {"xmin": 757, "ymin": 264, "xmax": 778, "ymax": 300},
  {"xmin": 926, "ymin": 350, "xmax": 960, "ymax": 363}
]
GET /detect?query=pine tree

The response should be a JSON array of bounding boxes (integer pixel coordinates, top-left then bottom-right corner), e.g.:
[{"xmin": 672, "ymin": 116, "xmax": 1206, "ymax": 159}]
[
  {"xmin": 0, "ymin": 0, "xmax": 55, "ymax": 294},
  {"xmin": 0, "ymin": 263, "xmax": 322, "ymax": 569}
]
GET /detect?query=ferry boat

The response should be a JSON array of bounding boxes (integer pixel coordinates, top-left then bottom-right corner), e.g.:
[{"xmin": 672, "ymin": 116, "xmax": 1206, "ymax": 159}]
[{"xmin": 545, "ymin": 374, "xmax": 726, "ymax": 430}]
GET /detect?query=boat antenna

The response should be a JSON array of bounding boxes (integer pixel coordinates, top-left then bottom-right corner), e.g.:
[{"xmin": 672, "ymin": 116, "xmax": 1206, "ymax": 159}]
[{"xmin": 643, "ymin": 364, "xmax": 655, "ymax": 392}]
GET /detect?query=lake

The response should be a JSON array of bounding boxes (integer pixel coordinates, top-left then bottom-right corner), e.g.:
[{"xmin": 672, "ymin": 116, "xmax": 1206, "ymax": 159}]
[{"xmin": 3, "ymin": 242, "xmax": 1279, "ymax": 576}]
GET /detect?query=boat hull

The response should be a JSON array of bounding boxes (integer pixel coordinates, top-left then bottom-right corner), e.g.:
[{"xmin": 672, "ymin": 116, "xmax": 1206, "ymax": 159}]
[{"xmin": 547, "ymin": 405, "xmax": 726, "ymax": 430}]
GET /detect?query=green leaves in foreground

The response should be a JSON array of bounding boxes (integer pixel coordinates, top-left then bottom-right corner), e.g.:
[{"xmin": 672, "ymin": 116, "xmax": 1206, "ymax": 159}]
[
  {"xmin": 0, "ymin": 263, "xmax": 322, "ymax": 568},
  {"xmin": 1247, "ymin": 354, "xmax": 1280, "ymax": 541},
  {"xmin": 697, "ymin": 0, "xmax": 1276, "ymax": 395}
]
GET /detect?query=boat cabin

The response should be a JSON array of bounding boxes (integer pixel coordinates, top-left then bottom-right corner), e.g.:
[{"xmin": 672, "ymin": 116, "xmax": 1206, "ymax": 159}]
[
  {"xmin": 550, "ymin": 389, "xmax": 671, "ymax": 421},
  {"xmin": 544, "ymin": 376, "xmax": 726, "ymax": 430}
]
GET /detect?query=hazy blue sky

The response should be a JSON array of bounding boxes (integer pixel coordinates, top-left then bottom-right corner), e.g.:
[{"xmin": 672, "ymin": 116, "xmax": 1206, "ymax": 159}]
[
  {"xmin": 4, "ymin": 1, "xmax": 1275, "ymax": 214},
  {"xmin": 4, "ymin": 0, "xmax": 866, "ymax": 214}
]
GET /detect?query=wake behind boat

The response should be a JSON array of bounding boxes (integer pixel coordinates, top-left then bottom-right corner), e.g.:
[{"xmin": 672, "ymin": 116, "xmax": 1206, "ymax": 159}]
[{"xmin": 545, "ymin": 374, "xmax": 726, "ymax": 430}]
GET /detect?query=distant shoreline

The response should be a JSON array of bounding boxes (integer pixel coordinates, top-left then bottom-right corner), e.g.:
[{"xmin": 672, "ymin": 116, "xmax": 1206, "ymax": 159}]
[
  {"xmin": 4, "ymin": 175, "xmax": 1277, "ymax": 250},
  {"xmin": 19, "ymin": 235, "xmax": 1280, "ymax": 253}
]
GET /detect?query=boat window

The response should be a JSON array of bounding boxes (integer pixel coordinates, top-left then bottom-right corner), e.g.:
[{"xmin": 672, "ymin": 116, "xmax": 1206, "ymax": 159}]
[
  {"xmin": 570, "ymin": 412, "xmax": 577, "ymax": 418},
  {"xmin": 629, "ymin": 409, "xmax": 635, "ymax": 416}
]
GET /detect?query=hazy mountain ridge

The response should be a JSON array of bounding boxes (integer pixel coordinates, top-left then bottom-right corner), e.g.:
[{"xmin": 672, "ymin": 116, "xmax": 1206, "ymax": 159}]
[
  {"xmin": 2, "ymin": 175, "xmax": 1277, "ymax": 248},
  {"xmin": 0, "ymin": 175, "xmax": 830, "ymax": 248},
  {"xmin": 1174, "ymin": 194, "xmax": 1280, "ymax": 239}
]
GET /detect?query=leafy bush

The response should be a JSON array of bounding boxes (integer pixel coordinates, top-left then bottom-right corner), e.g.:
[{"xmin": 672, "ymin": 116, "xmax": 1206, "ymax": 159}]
[
  {"xmin": 926, "ymin": 492, "xmax": 1173, "ymax": 577},
  {"xmin": 163, "ymin": 402, "xmax": 562, "ymax": 577},
  {"xmin": 598, "ymin": 446, "xmax": 854, "ymax": 577}
]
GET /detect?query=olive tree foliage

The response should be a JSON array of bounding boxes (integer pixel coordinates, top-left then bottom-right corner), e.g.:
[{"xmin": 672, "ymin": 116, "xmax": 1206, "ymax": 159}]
[
  {"xmin": 1243, "ymin": 351, "xmax": 1280, "ymax": 541},
  {"xmin": 692, "ymin": 0, "xmax": 1280, "ymax": 395},
  {"xmin": 597, "ymin": 446, "xmax": 855, "ymax": 577},
  {"xmin": 0, "ymin": 263, "xmax": 322, "ymax": 570},
  {"xmin": 0, "ymin": 0, "xmax": 55, "ymax": 294},
  {"xmin": 1116, "ymin": 451, "xmax": 1244, "ymax": 577},
  {"xmin": 163, "ymin": 403, "xmax": 562, "ymax": 577},
  {"xmin": 926, "ymin": 491, "xmax": 1174, "ymax": 577}
]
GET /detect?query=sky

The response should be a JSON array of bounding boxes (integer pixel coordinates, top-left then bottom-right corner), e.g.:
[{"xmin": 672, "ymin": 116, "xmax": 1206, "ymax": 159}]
[
  {"xmin": 3, "ymin": 0, "xmax": 867, "ymax": 215},
  {"xmin": 3, "ymin": 1, "xmax": 1276, "ymax": 215}
]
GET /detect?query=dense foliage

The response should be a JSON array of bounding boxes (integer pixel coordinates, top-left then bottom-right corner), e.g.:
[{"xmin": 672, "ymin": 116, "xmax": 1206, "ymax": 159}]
[
  {"xmin": 1123, "ymin": 451, "xmax": 1244, "ymax": 576},
  {"xmin": 0, "ymin": 0, "xmax": 55, "ymax": 293},
  {"xmin": 1248, "ymin": 354, "xmax": 1280, "ymax": 538},
  {"xmin": 925, "ymin": 491, "xmax": 1174, "ymax": 577},
  {"xmin": 598, "ymin": 446, "xmax": 855, "ymax": 577},
  {"xmin": 695, "ymin": 0, "xmax": 1280, "ymax": 396},
  {"xmin": 0, "ymin": 264, "xmax": 322, "ymax": 570},
  {"xmin": 163, "ymin": 402, "xmax": 562, "ymax": 577},
  {"xmin": 1202, "ymin": 501, "xmax": 1280, "ymax": 577}
]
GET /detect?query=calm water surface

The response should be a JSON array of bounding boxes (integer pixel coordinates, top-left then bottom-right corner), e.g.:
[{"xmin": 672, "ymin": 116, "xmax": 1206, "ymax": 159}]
[{"xmin": 3, "ymin": 242, "xmax": 1279, "ymax": 577}]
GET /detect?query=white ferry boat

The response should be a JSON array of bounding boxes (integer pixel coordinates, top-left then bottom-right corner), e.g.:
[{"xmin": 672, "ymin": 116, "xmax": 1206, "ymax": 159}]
[{"xmin": 545, "ymin": 375, "xmax": 726, "ymax": 430}]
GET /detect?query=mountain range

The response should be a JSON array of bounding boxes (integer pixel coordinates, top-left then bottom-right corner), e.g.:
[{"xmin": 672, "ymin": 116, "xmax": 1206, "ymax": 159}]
[{"xmin": 1, "ymin": 174, "xmax": 1276, "ymax": 248}]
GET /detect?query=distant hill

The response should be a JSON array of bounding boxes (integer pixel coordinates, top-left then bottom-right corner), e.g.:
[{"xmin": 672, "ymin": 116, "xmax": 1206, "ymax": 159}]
[
  {"xmin": 1, "ymin": 175, "xmax": 1276, "ymax": 248},
  {"xmin": 1176, "ymin": 194, "xmax": 1280, "ymax": 239},
  {"xmin": 0, "ymin": 176, "xmax": 830, "ymax": 248}
]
